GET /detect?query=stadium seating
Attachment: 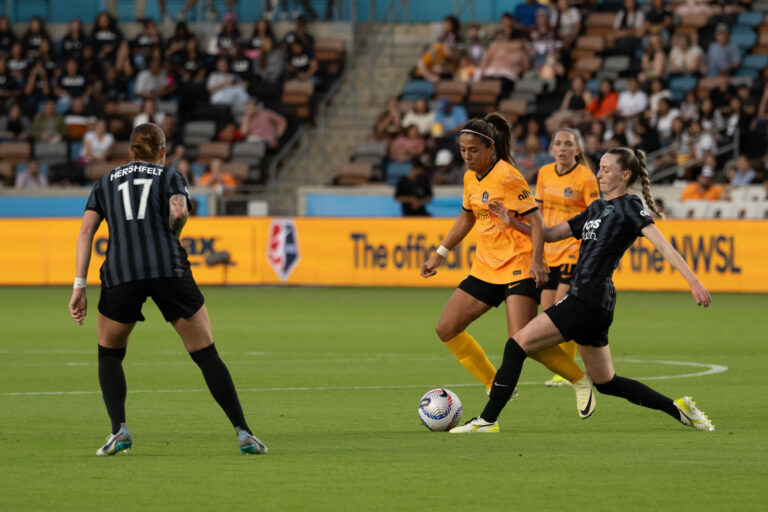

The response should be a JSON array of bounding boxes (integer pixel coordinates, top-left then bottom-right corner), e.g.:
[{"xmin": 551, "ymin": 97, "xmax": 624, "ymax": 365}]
[
  {"xmin": 222, "ymin": 162, "xmax": 249, "ymax": 184},
  {"xmin": 0, "ymin": 142, "xmax": 32, "ymax": 166},
  {"xmin": 231, "ymin": 142, "xmax": 267, "ymax": 164},
  {"xmin": 183, "ymin": 121, "xmax": 217, "ymax": 147},
  {"xmin": 89, "ymin": 161, "xmax": 120, "ymax": 181},
  {"xmin": 435, "ymin": 81, "xmax": 468, "ymax": 104},
  {"xmin": 33, "ymin": 142, "xmax": 68, "ymax": 166},
  {"xmin": 109, "ymin": 141, "xmax": 131, "ymax": 162},
  {"xmin": 195, "ymin": 142, "xmax": 231, "ymax": 165},
  {"xmin": 336, "ymin": 162, "xmax": 374, "ymax": 186},
  {"xmin": 738, "ymin": 11, "xmax": 766, "ymax": 27},
  {"xmin": 401, "ymin": 80, "xmax": 435, "ymax": 101},
  {"xmin": 0, "ymin": 161, "xmax": 12, "ymax": 185},
  {"xmin": 385, "ymin": 161, "xmax": 413, "ymax": 186},
  {"xmin": 467, "ymin": 80, "xmax": 502, "ymax": 116},
  {"xmin": 315, "ymin": 38, "xmax": 346, "ymax": 77},
  {"xmin": 281, "ymin": 80, "xmax": 315, "ymax": 120}
]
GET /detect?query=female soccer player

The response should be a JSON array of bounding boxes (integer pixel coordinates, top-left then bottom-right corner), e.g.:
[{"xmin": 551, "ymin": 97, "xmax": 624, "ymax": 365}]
[
  {"xmin": 451, "ymin": 147, "xmax": 715, "ymax": 433},
  {"xmin": 68, "ymin": 123, "xmax": 267, "ymax": 455},
  {"xmin": 421, "ymin": 113, "xmax": 596, "ymax": 419},
  {"xmin": 536, "ymin": 128, "xmax": 600, "ymax": 386}
]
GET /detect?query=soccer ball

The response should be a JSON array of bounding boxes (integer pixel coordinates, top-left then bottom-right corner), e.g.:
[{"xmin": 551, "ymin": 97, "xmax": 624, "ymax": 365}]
[{"xmin": 418, "ymin": 388, "xmax": 463, "ymax": 431}]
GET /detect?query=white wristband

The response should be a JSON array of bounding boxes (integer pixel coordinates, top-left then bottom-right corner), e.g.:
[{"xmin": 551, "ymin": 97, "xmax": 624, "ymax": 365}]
[
  {"xmin": 436, "ymin": 245, "xmax": 450, "ymax": 258},
  {"xmin": 73, "ymin": 277, "xmax": 87, "ymax": 288}
]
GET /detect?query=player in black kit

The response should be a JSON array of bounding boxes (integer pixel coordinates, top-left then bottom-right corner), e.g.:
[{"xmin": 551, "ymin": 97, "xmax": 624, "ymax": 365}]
[
  {"xmin": 451, "ymin": 147, "xmax": 716, "ymax": 433},
  {"xmin": 68, "ymin": 123, "xmax": 267, "ymax": 455}
]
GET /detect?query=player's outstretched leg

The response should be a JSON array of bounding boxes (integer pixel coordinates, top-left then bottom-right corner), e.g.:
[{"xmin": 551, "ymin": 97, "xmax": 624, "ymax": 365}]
[{"xmin": 594, "ymin": 376, "xmax": 714, "ymax": 431}]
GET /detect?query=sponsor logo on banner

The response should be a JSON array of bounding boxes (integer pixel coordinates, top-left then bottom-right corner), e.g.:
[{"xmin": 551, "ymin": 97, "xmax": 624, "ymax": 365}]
[{"xmin": 267, "ymin": 219, "xmax": 300, "ymax": 281}]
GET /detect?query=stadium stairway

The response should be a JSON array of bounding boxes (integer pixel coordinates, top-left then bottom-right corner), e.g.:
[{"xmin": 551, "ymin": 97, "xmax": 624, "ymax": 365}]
[{"xmin": 279, "ymin": 24, "xmax": 432, "ymax": 192}]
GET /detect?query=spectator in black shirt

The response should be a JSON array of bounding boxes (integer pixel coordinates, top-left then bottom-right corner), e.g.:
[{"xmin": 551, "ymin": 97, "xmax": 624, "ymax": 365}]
[
  {"xmin": 0, "ymin": 103, "xmax": 30, "ymax": 141},
  {"xmin": 453, "ymin": 148, "xmax": 714, "ymax": 434},
  {"xmin": 286, "ymin": 40, "xmax": 319, "ymax": 84},
  {"xmin": 22, "ymin": 58, "xmax": 52, "ymax": 112},
  {"xmin": 394, "ymin": 159, "xmax": 433, "ymax": 216},
  {"xmin": 179, "ymin": 38, "xmax": 206, "ymax": 83},
  {"xmin": 283, "ymin": 15, "xmax": 315, "ymax": 52},
  {"xmin": 91, "ymin": 11, "xmax": 122, "ymax": 63},
  {"xmin": 21, "ymin": 16, "xmax": 51, "ymax": 59},
  {"xmin": 7, "ymin": 42, "xmax": 29, "ymax": 84},
  {"xmin": 133, "ymin": 18, "xmax": 164, "ymax": 71},
  {"xmin": 61, "ymin": 18, "xmax": 87, "ymax": 61},
  {"xmin": 95, "ymin": 64, "xmax": 129, "ymax": 103},
  {"xmin": 0, "ymin": 16, "xmax": 17, "ymax": 58},
  {"xmin": 248, "ymin": 18, "xmax": 276, "ymax": 53},
  {"xmin": 214, "ymin": 14, "xmax": 241, "ymax": 57},
  {"xmin": 55, "ymin": 58, "xmax": 90, "ymax": 112},
  {"xmin": 165, "ymin": 22, "xmax": 192, "ymax": 64},
  {"xmin": 230, "ymin": 42, "xmax": 252, "ymax": 82},
  {"xmin": 0, "ymin": 58, "xmax": 20, "ymax": 110},
  {"xmin": 709, "ymin": 75, "xmax": 737, "ymax": 113},
  {"xmin": 645, "ymin": 0, "xmax": 672, "ymax": 34}
]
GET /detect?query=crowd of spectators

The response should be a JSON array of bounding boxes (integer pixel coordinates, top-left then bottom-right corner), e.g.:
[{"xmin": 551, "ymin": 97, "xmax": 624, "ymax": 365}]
[
  {"xmin": 0, "ymin": 11, "xmax": 341, "ymax": 190},
  {"xmin": 357, "ymin": 1, "xmax": 768, "ymax": 215}
]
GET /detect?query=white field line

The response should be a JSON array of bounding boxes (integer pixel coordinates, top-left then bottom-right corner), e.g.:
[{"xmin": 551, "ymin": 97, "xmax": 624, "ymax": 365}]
[{"xmin": 2, "ymin": 358, "xmax": 728, "ymax": 397}]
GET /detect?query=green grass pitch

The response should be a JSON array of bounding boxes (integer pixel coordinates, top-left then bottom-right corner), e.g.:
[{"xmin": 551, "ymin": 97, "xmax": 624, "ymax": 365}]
[{"xmin": 1, "ymin": 286, "xmax": 766, "ymax": 511}]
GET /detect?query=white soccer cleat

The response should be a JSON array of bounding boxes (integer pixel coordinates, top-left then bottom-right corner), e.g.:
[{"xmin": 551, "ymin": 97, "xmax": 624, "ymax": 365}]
[
  {"xmin": 674, "ymin": 396, "xmax": 715, "ymax": 432},
  {"xmin": 449, "ymin": 417, "xmax": 499, "ymax": 434},
  {"xmin": 96, "ymin": 426, "xmax": 132, "ymax": 456},
  {"xmin": 238, "ymin": 430, "xmax": 268, "ymax": 454},
  {"xmin": 572, "ymin": 375, "xmax": 596, "ymax": 419}
]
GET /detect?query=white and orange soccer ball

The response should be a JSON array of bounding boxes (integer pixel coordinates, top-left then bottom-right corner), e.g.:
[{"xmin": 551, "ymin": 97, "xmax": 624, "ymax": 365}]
[{"xmin": 418, "ymin": 388, "xmax": 463, "ymax": 431}]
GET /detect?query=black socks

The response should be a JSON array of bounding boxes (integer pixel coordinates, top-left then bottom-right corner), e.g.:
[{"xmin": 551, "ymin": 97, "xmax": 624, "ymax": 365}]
[
  {"xmin": 98, "ymin": 345, "xmax": 127, "ymax": 435},
  {"xmin": 481, "ymin": 337, "xmax": 528, "ymax": 423},
  {"xmin": 595, "ymin": 375, "xmax": 680, "ymax": 421},
  {"xmin": 190, "ymin": 343, "xmax": 251, "ymax": 434}
]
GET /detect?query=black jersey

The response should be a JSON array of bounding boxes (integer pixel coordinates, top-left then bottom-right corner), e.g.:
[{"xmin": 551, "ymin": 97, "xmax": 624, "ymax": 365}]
[
  {"xmin": 85, "ymin": 161, "xmax": 192, "ymax": 288},
  {"xmin": 567, "ymin": 194, "xmax": 653, "ymax": 311}
]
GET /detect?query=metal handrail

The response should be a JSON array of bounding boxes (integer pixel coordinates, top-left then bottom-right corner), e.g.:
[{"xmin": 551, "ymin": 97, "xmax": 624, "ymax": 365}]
[
  {"xmin": 267, "ymin": 125, "xmax": 306, "ymax": 185},
  {"xmin": 648, "ymin": 125, "xmax": 740, "ymax": 183}
]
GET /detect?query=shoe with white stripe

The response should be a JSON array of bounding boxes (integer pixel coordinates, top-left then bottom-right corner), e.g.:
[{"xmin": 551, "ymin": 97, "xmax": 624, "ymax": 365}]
[
  {"xmin": 674, "ymin": 396, "xmax": 715, "ymax": 431},
  {"xmin": 449, "ymin": 417, "xmax": 499, "ymax": 434},
  {"xmin": 573, "ymin": 375, "xmax": 596, "ymax": 419},
  {"xmin": 96, "ymin": 426, "xmax": 132, "ymax": 456}
]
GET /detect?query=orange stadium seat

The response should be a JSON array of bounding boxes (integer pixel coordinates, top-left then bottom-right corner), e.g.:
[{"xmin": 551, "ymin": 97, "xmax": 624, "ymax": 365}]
[
  {"xmin": 585, "ymin": 12, "xmax": 616, "ymax": 36},
  {"xmin": 681, "ymin": 13, "xmax": 710, "ymax": 28},
  {"xmin": 222, "ymin": 162, "xmax": 249, "ymax": 184},
  {"xmin": 89, "ymin": 161, "xmax": 120, "ymax": 181},
  {"xmin": 281, "ymin": 80, "xmax": 315, "ymax": 120},
  {"xmin": 336, "ymin": 162, "xmax": 373, "ymax": 186},
  {"xmin": 116, "ymin": 101, "xmax": 141, "ymax": 117},
  {"xmin": 569, "ymin": 56, "xmax": 602, "ymax": 80},
  {"xmin": 0, "ymin": 142, "xmax": 31, "ymax": 165},
  {"xmin": 0, "ymin": 161, "xmax": 13, "ymax": 185},
  {"xmin": 498, "ymin": 98, "xmax": 528, "ymax": 117},
  {"xmin": 435, "ymin": 80, "xmax": 468, "ymax": 104},
  {"xmin": 467, "ymin": 80, "xmax": 502, "ymax": 116},
  {"xmin": 315, "ymin": 38, "xmax": 345, "ymax": 76},
  {"xmin": 109, "ymin": 141, "xmax": 131, "ymax": 162},
  {"xmin": 575, "ymin": 34, "xmax": 606, "ymax": 55}
]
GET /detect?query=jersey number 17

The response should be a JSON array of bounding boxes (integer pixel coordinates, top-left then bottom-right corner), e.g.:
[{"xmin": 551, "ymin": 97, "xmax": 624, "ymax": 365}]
[{"xmin": 117, "ymin": 178, "xmax": 153, "ymax": 221}]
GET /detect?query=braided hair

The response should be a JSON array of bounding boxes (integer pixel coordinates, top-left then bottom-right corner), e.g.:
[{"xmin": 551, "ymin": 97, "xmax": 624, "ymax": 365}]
[{"xmin": 606, "ymin": 147, "xmax": 663, "ymax": 218}]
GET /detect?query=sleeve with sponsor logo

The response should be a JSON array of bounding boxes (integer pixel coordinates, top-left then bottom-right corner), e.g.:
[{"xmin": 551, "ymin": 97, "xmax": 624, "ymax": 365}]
[
  {"xmin": 502, "ymin": 173, "xmax": 537, "ymax": 215},
  {"xmin": 583, "ymin": 173, "xmax": 600, "ymax": 206},
  {"xmin": 627, "ymin": 195, "xmax": 654, "ymax": 234},
  {"xmin": 84, "ymin": 179, "xmax": 104, "ymax": 217}
]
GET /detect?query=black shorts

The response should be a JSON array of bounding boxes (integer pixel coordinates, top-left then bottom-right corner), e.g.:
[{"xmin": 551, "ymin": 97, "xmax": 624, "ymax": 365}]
[
  {"xmin": 98, "ymin": 276, "xmax": 205, "ymax": 324},
  {"xmin": 544, "ymin": 294, "xmax": 613, "ymax": 347},
  {"xmin": 458, "ymin": 275, "xmax": 541, "ymax": 308},
  {"xmin": 543, "ymin": 264, "xmax": 576, "ymax": 290}
]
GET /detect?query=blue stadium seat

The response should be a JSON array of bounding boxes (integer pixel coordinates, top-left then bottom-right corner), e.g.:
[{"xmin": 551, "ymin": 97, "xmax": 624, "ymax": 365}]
[
  {"xmin": 401, "ymin": 80, "xmax": 435, "ymax": 101},
  {"xmin": 741, "ymin": 54, "xmax": 768, "ymax": 71},
  {"xmin": 191, "ymin": 162, "xmax": 206, "ymax": 179},
  {"xmin": 736, "ymin": 67, "xmax": 760, "ymax": 79},
  {"xmin": 15, "ymin": 161, "xmax": 50, "ymax": 176},
  {"xmin": 737, "ymin": 11, "xmax": 765, "ymax": 27},
  {"xmin": 730, "ymin": 26, "xmax": 757, "ymax": 50},
  {"xmin": 586, "ymin": 78, "xmax": 600, "ymax": 96},
  {"xmin": 69, "ymin": 141, "xmax": 83, "ymax": 160},
  {"xmin": 385, "ymin": 161, "xmax": 413, "ymax": 186},
  {"xmin": 669, "ymin": 75, "xmax": 698, "ymax": 94}
]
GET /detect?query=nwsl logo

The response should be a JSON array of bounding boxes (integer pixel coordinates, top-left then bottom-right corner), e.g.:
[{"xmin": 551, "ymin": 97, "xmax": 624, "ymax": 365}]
[{"xmin": 267, "ymin": 219, "xmax": 300, "ymax": 281}]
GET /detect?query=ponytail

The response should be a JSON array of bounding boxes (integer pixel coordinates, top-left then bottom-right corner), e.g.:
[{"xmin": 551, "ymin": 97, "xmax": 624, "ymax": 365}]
[
  {"xmin": 460, "ymin": 112, "xmax": 517, "ymax": 165},
  {"xmin": 606, "ymin": 147, "xmax": 664, "ymax": 218},
  {"xmin": 130, "ymin": 123, "xmax": 166, "ymax": 162}
]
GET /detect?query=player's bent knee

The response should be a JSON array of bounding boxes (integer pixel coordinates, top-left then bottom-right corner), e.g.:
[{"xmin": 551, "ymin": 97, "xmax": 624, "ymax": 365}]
[{"xmin": 435, "ymin": 323, "xmax": 458, "ymax": 342}]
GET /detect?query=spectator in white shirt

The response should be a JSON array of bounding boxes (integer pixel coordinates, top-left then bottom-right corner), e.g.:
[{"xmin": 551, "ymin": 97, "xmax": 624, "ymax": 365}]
[
  {"xmin": 668, "ymin": 34, "xmax": 703, "ymax": 75},
  {"xmin": 401, "ymin": 98, "xmax": 435, "ymax": 137},
  {"xmin": 617, "ymin": 77, "xmax": 648, "ymax": 118},
  {"xmin": 79, "ymin": 119, "xmax": 114, "ymax": 165},
  {"xmin": 728, "ymin": 155, "xmax": 756, "ymax": 186},
  {"xmin": 206, "ymin": 57, "xmax": 250, "ymax": 106},
  {"xmin": 689, "ymin": 120, "xmax": 717, "ymax": 160},
  {"xmin": 651, "ymin": 97, "xmax": 681, "ymax": 145}
]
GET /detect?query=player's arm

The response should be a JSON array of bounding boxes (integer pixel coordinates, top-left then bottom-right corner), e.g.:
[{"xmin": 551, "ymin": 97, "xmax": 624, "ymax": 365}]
[
  {"xmin": 522, "ymin": 208, "xmax": 548, "ymax": 286},
  {"xmin": 642, "ymin": 224, "xmax": 711, "ymax": 307},
  {"xmin": 488, "ymin": 200, "xmax": 572, "ymax": 242},
  {"xmin": 420, "ymin": 208, "xmax": 475, "ymax": 278},
  {"xmin": 69, "ymin": 210, "xmax": 102, "ymax": 326},
  {"xmin": 169, "ymin": 193, "xmax": 189, "ymax": 238}
]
